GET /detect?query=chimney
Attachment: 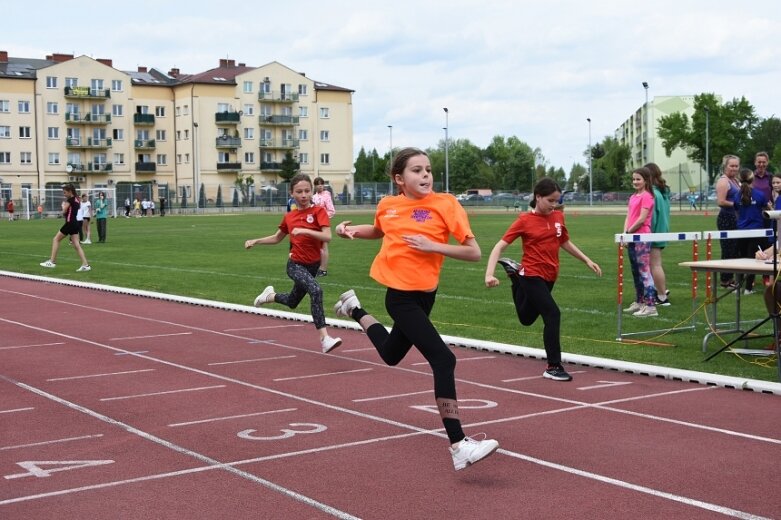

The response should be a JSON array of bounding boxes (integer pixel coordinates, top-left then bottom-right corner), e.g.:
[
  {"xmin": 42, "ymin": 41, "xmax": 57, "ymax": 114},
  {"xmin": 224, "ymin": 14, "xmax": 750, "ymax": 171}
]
[
  {"xmin": 168, "ymin": 68, "xmax": 179, "ymax": 78},
  {"xmin": 138, "ymin": 66, "xmax": 147, "ymax": 73},
  {"xmin": 46, "ymin": 53, "xmax": 75, "ymax": 63},
  {"xmin": 97, "ymin": 58, "xmax": 113, "ymax": 67},
  {"xmin": 238, "ymin": 62, "xmax": 246, "ymax": 67},
  {"xmin": 0, "ymin": 51, "xmax": 8, "ymax": 63},
  {"xmin": 218, "ymin": 58, "xmax": 236, "ymax": 68}
]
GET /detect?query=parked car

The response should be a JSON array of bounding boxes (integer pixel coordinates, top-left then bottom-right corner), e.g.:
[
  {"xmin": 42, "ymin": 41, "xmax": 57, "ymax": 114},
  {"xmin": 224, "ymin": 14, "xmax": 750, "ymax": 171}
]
[{"xmin": 493, "ymin": 193, "xmax": 518, "ymax": 205}]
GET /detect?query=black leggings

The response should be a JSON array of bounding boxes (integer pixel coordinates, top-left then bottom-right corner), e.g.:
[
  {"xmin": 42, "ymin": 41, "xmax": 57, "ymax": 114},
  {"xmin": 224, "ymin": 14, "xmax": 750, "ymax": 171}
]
[
  {"xmin": 510, "ymin": 275, "xmax": 562, "ymax": 365},
  {"xmin": 717, "ymin": 209, "xmax": 739, "ymax": 283},
  {"xmin": 274, "ymin": 259, "xmax": 326, "ymax": 329}
]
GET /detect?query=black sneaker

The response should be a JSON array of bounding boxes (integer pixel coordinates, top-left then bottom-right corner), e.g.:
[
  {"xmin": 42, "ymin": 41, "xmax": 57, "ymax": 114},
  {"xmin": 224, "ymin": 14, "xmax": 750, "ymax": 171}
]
[
  {"xmin": 543, "ymin": 364, "xmax": 573, "ymax": 381},
  {"xmin": 655, "ymin": 295, "xmax": 671, "ymax": 306},
  {"xmin": 497, "ymin": 257, "xmax": 523, "ymax": 279},
  {"xmin": 317, "ymin": 270, "xmax": 327, "ymax": 277}
]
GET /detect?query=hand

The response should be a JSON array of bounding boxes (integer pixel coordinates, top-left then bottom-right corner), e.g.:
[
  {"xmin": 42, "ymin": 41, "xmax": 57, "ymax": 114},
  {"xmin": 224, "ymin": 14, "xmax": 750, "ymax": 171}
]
[
  {"xmin": 485, "ymin": 275, "xmax": 500, "ymax": 288},
  {"xmin": 244, "ymin": 239, "xmax": 255, "ymax": 249},
  {"xmin": 587, "ymin": 260, "xmax": 603, "ymax": 276},
  {"xmin": 402, "ymin": 234, "xmax": 435, "ymax": 252},
  {"xmin": 756, "ymin": 248, "xmax": 768, "ymax": 260},
  {"xmin": 336, "ymin": 221, "xmax": 356, "ymax": 239}
]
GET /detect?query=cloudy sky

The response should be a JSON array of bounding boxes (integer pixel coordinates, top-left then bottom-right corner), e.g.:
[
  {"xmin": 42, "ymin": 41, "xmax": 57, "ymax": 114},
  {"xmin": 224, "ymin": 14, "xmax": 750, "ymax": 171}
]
[{"xmin": 6, "ymin": 0, "xmax": 780, "ymax": 172}]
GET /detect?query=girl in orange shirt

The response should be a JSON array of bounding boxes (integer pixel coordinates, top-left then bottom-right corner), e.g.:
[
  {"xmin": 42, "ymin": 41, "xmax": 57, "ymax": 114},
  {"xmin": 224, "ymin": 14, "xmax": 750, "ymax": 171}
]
[{"xmin": 334, "ymin": 147, "xmax": 498, "ymax": 471}]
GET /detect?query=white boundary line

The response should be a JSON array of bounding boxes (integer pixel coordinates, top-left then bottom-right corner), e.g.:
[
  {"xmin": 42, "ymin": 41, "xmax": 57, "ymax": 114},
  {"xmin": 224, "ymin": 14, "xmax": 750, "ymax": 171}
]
[{"xmin": 2, "ymin": 270, "xmax": 779, "ymax": 395}]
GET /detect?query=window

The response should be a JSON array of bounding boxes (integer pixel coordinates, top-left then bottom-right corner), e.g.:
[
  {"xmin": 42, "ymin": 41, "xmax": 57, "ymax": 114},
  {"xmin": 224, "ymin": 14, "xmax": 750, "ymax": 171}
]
[
  {"xmin": 48, "ymin": 153, "xmax": 60, "ymax": 165},
  {"xmin": 319, "ymin": 107, "xmax": 330, "ymax": 118},
  {"xmin": 94, "ymin": 153, "xmax": 107, "ymax": 166},
  {"xmin": 320, "ymin": 130, "xmax": 329, "ymax": 141},
  {"xmin": 218, "ymin": 152, "xmax": 230, "ymax": 163},
  {"xmin": 299, "ymin": 106, "xmax": 308, "ymax": 118},
  {"xmin": 111, "ymin": 79, "xmax": 123, "ymax": 92},
  {"xmin": 156, "ymin": 154, "xmax": 167, "ymax": 165},
  {"xmin": 243, "ymin": 104, "xmax": 254, "ymax": 116},
  {"xmin": 155, "ymin": 106, "xmax": 165, "ymax": 117},
  {"xmin": 19, "ymin": 127, "xmax": 31, "ymax": 138},
  {"xmin": 243, "ymin": 81, "xmax": 253, "ymax": 93},
  {"xmin": 244, "ymin": 128, "xmax": 254, "ymax": 139},
  {"xmin": 217, "ymin": 103, "xmax": 231, "ymax": 113},
  {"xmin": 298, "ymin": 84, "xmax": 308, "ymax": 96},
  {"xmin": 299, "ymin": 152, "xmax": 308, "ymax": 165},
  {"xmin": 20, "ymin": 152, "xmax": 32, "ymax": 164},
  {"xmin": 47, "ymin": 127, "xmax": 59, "ymax": 139},
  {"xmin": 0, "ymin": 126, "xmax": 9, "ymax": 138},
  {"xmin": 175, "ymin": 106, "xmax": 181, "ymax": 117},
  {"xmin": 260, "ymin": 106, "xmax": 272, "ymax": 118},
  {"xmin": 68, "ymin": 152, "xmax": 80, "ymax": 165},
  {"xmin": 66, "ymin": 103, "xmax": 79, "ymax": 115},
  {"xmin": 244, "ymin": 152, "xmax": 255, "ymax": 163},
  {"xmin": 0, "ymin": 152, "xmax": 10, "ymax": 164},
  {"xmin": 112, "ymin": 104, "xmax": 123, "ymax": 117},
  {"xmin": 46, "ymin": 76, "xmax": 58, "ymax": 88},
  {"xmin": 113, "ymin": 128, "xmax": 124, "ymax": 140},
  {"xmin": 47, "ymin": 102, "xmax": 59, "ymax": 114},
  {"xmin": 90, "ymin": 78, "xmax": 104, "ymax": 95},
  {"xmin": 320, "ymin": 153, "xmax": 330, "ymax": 165},
  {"xmin": 65, "ymin": 77, "xmax": 78, "ymax": 88},
  {"xmin": 176, "ymin": 131, "xmax": 182, "ymax": 141},
  {"xmin": 114, "ymin": 153, "xmax": 125, "ymax": 165},
  {"xmin": 261, "ymin": 80, "xmax": 271, "ymax": 94},
  {"xmin": 182, "ymin": 105, "xmax": 189, "ymax": 115},
  {"xmin": 0, "ymin": 100, "xmax": 9, "ymax": 112},
  {"xmin": 176, "ymin": 154, "xmax": 182, "ymax": 164},
  {"xmin": 298, "ymin": 129, "xmax": 308, "ymax": 140},
  {"xmin": 136, "ymin": 129, "xmax": 150, "ymax": 141},
  {"xmin": 18, "ymin": 101, "xmax": 30, "ymax": 113},
  {"xmin": 184, "ymin": 153, "xmax": 190, "ymax": 164},
  {"xmin": 156, "ymin": 129, "xmax": 166, "ymax": 141},
  {"xmin": 184, "ymin": 129, "xmax": 189, "ymax": 140},
  {"xmin": 91, "ymin": 104, "xmax": 106, "ymax": 117}
]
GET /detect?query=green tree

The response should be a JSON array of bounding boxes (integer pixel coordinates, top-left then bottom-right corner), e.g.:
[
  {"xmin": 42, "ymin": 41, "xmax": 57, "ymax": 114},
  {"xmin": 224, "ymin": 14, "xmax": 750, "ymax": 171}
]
[
  {"xmin": 279, "ymin": 151, "xmax": 299, "ymax": 181},
  {"xmin": 198, "ymin": 183, "xmax": 206, "ymax": 208},
  {"xmin": 234, "ymin": 173, "xmax": 254, "ymax": 205},
  {"xmin": 592, "ymin": 137, "xmax": 631, "ymax": 190},
  {"xmin": 447, "ymin": 138, "xmax": 490, "ymax": 193},
  {"xmin": 484, "ymin": 136, "xmax": 536, "ymax": 192},
  {"xmin": 216, "ymin": 185, "xmax": 223, "ymax": 208},
  {"xmin": 745, "ymin": 116, "xmax": 781, "ymax": 171},
  {"xmin": 568, "ymin": 163, "xmax": 587, "ymax": 191}
]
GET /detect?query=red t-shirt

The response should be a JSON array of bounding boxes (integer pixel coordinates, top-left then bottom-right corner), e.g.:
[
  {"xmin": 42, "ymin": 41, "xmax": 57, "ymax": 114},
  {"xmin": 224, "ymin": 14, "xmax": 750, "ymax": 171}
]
[
  {"xmin": 279, "ymin": 205, "xmax": 330, "ymax": 264},
  {"xmin": 501, "ymin": 210, "xmax": 569, "ymax": 282}
]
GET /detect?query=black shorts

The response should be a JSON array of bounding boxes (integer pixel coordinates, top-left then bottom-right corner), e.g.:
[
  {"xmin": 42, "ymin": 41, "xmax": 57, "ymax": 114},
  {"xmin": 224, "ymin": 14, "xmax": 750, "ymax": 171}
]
[{"xmin": 60, "ymin": 223, "xmax": 80, "ymax": 236}]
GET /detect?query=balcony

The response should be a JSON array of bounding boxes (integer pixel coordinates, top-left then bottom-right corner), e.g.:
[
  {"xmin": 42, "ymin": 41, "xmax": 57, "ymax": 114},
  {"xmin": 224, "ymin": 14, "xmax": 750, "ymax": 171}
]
[
  {"xmin": 259, "ymin": 138, "xmax": 299, "ymax": 149},
  {"xmin": 258, "ymin": 115, "xmax": 299, "ymax": 126},
  {"xmin": 133, "ymin": 113, "xmax": 156, "ymax": 126},
  {"xmin": 65, "ymin": 112, "xmax": 111, "ymax": 125},
  {"xmin": 66, "ymin": 163, "xmax": 87, "ymax": 172},
  {"xmin": 66, "ymin": 137, "xmax": 113, "ymax": 149},
  {"xmin": 258, "ymin": 91, "xmax": 299, "ymax": 103},
  {"xmin": 134, "ymin": 139, "xmax": 156, "ymax": 150},
  {"xmin": 135, "ymin": 161, "xmax": 157, "ymax": 173},
  {"xmin": 260, "ymin": 162, "xmax": 283, "ymax": 171},
  {"xmin": 217, "ymin": 162, "xmax": 242, "ymax": 172},
  {"xmin": 88, "ymin": 163, "xmax": 113, "ymax": 173},
  {"xmin": 215, "ymin": 136, "xmax": 241, "ymax": 148},
  {"xmin": 215, "ymin": 111, "xmax": 241, "ymax": 124},
  {"xmin": 64, "ymin": 86, "xmax": 111, "ymax": 99}
]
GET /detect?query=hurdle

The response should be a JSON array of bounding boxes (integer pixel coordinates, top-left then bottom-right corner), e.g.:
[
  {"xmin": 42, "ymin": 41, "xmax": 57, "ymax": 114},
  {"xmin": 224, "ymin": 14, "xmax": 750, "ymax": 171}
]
[{"xmin": 615, "ymin": 231, "xmax": 701, "ymax": 341}]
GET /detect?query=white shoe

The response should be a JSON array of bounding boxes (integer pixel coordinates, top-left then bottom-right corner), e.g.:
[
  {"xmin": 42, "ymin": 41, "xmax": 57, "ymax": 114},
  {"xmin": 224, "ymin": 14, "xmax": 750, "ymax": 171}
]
[
  {"xmin": 40, "ymin": 260, "xmax": 56, "ymax": 268},
  {"xmin": 253, "ymin": 286, "xmax": 275, "ymax": 306},
  {"xmin": 81, "ymin": 239, "xmax": 92, "ymax": 244},
  {"xmin": 76, "ymin": 265, "xmax": 91, "ymax": 272},
  {"xmin": 321, "ymin": 336, "xmax": 342, "ymax": 353},
  {"xmin": 623, "ymin": 301, "xmax": 642, "ymax": 313},
  {"xmin": 633, "ymin": 304, "xmax": 658, "ymax": 317},
  {"xmin": 743, "ymin": 289, "xmax": 755, "ymax": 295},
  {"xmin": 450, "ymin": 434, "xmax": 499, "ymax": 471},
  {"xmin": 333, "ymin": 289, "xmax": 361, "ymax": 318}
]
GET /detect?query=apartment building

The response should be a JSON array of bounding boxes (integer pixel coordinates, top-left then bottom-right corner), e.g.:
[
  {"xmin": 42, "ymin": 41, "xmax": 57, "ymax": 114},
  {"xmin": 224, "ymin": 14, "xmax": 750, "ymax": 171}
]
[
  {"xmin": 0, "ymin": 51, "xmax": 354, "ymax": 205},
  {"xmin": 615, "ymin": 95, "xmax": 716, "ymax": 193}
]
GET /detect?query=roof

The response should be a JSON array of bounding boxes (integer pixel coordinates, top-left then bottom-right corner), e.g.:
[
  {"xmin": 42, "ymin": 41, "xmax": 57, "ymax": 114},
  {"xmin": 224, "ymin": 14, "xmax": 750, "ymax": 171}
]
[{"xmin": 0, "ymin": 57, "xmax": 54, "ymax": 79}]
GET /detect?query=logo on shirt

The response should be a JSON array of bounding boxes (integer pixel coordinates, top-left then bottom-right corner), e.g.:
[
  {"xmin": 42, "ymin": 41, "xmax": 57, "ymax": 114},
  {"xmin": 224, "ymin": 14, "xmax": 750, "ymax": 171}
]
[
  {"xmin": 555, "ymin": 222, "xmax": 562, "ymax": 237},
  {"xmin": 383, "ymin": 208, "xmax": 399, "ymax": 219},
  {"xmin": 411, "ymin": 209, "xmax": 432, "ymax": 223},
  {"xmin": 306, "ymin": 214, "xmax": 314, "ymax": 224}
]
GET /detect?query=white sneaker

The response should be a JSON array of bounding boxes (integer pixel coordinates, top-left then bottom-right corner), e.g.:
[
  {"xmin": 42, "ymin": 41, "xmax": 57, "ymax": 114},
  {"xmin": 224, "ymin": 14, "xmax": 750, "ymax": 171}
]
[
  {"xmin": 76, "ymin": 265, "xmax": 91, "ymax": 272},
  {"xmin": 743, "ymin": 289, "xmax": 755, "ymax": 296},
  {"xmin": 633, "ymin": 304, "xmax": 658, "ymax": 317},
  {"xmin": 449, "ymin": 434, "xmax": 499, "ymax": 471},
  {"xmin": 623, "ymin": 301, "xmax": 642, "ymax": 313},
  {"xmin": 321, "ymin": 336, "xmax": 342, "ymax": 354},
  {"xmin": 333, "ymin": 289, "xmax": 361, "ymax": 318},
  {"xmin": 81, "ymin": 239, "xmax": 92, "ymax": 244},
  {"xmin": 39, "ymin": 260, "xmax": 56, "ymax": 268},
  {"xmin": 253, "ymin": 286, "xmax": 275, "ymax": 307}
]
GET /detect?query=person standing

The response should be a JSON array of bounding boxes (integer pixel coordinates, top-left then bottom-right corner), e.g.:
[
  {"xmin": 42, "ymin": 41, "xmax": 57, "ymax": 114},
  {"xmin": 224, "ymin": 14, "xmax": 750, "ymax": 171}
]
[
  {"xmin": 245, "ymin": 173, "xmax": 342, "ymax": 354},
  {"xmin": 623, "ymin": 167, "xmax": 657, "ymax": 317},
  {"xmin": 733, "ymin": 167, "xmax": 768, "ymax": 295},
  {"xmin": 485, "ymin": 178, "xmax": 602, "ymax": 382},
  {"xmin": 312, "ymin": 177, "xmax": 336, "ymax": 277},
  {"xmin": 39, "ymin": 183, "xmax": 90, "ymax": 272},
  {"xmin": 333, "ymin": 147, "xmax": 499, "ymax": 471},
  {"xmin": 752, "ymin": 151, "xmax": 772, "ymax": 202},
  {"xmin": 159, "ymin": 197, "xmax": 166, "ymax": 217},
  {"xmin": 6, "ymin": 198, "xmax": 14, "ymax": 221},
  {"xmin": 124, "ymin": 197, "xmax": 131, "ymax": 218},
  {"xmin": 715, "ymin": 155, "xmax": 742, "ymax": 288},
  {"xmin": 94, "ymin": 191, "xmax": 108, "ymax": 243},
  {"xmin": 80, "ymin": 193, "xmax": 92, "ymax": 244},
  {"xmin": 646, "ymin": 163, "xmax": 671, "ymax": 306}
]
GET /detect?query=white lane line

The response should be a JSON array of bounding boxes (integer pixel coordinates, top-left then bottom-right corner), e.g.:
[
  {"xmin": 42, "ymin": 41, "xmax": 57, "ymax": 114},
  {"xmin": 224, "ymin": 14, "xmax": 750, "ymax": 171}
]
[
  {"xmin": 47, "ymin": 369, "xmax": 156, "ymax": 381},
  {"xmin": 502, "ymin": 371, "xmax": 587, "ymax": 382},
  {"xmin": 110, "ymin": 332, "xmax": 193, "ymax": 341},
  {"xmin": 114, "ymin": 351, "xmax": 149, "ymax": 356},
  {"xmin": 0, "ymin": 342, "xmax": 65, "ymax": 351},
  {"xmin": 168, "ymin": 408, "xmax": 298, "ymax": 427},
  {"xmin": 353, "ymin": 390, "xmax": 431, "ymax": 402},
  {"xmin": 1, "ymin": 434, "xmax": 104, "ymax": 451},
  {"xmin": 223, "ymin": 324, "xmax": 306, "ymax": 332},
  {"xmin": 208, "ymin": 355, "xmax": 296, "ymax": 366},
  {"xmin": 0, "ymin": 407, "xmax": 34, "ymax": 414},
  {"xmin": 99, "ymin": 385, "xmax": 226, "ymax": 402},
  {"xmin": 411, "ymin": 355, "xmax": 496, "ymax": 366},
  {"xmin": 340, "ymin": 347, "xmax": 375, "ymax": 353},
  {"xmin": 273, "ymin": 368, "xmax": 373, "ymax": 382}
]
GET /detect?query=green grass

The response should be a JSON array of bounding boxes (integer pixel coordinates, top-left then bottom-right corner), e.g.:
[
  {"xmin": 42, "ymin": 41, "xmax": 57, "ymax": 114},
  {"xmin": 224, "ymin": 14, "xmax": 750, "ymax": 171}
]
[{"xmin": 2, "ymin": 210, "xmax": 778, "ymax": 382}]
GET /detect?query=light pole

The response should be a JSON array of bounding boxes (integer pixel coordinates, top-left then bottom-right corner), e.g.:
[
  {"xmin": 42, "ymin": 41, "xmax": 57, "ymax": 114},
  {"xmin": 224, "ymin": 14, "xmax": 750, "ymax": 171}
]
[
  {"xmin": 642, "ymin": 82, "xmax": 649, "ymax": 164},
  {"xmin": 587, "ymin": 117, "xmax": 593, "ymax": 206},
  {"xmin": 193, "ymin": 122, "xmax": 199, "ymax": 210},
  {"xmin": 387, "ymin": 125, "xmax": 393, "ymax": 196},
  {"xmin": 703, "ymin": 106, "xmax": 709, "ymax": 211},
  {"xmin": 443, "ymin": 107, "xmax": 449, "ymax": 193}
]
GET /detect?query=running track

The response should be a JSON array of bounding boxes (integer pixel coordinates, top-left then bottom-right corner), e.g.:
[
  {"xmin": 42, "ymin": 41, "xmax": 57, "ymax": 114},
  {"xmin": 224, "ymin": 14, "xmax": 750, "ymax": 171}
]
[{"xmin": 1, "ymin": 273, "xmax": 780, "ymax": 519}]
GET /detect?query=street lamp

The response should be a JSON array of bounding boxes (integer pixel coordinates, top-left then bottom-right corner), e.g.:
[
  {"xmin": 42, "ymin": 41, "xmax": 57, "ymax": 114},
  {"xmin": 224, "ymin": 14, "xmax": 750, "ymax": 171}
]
[
  {"xmin": 193, "ymin": 122, "xmax": 199, "ymax": 210},
  {"xmin": 587, "ymin": 117, "xmax": 593, "ymax": 206},
  {"xmin": 388, "ymin": 125, "xmax": 393, "ymax": 196},
  {"xmin": 642, "ymin": 82, "xmax": 649, "ymax": 164},
  {"xmin": 703, "ymin": 106, "xmax": 709, "ymax": 211},
  {"xmin": 443, "ymin": 107, "xmax": 449, "ymax": 193}
]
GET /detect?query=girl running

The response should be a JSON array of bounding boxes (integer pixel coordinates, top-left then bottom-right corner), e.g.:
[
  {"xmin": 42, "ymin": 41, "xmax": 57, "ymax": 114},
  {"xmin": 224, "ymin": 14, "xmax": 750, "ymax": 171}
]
[
  {"xmin": 333, "ymin": 147, "xmax": 499, "ymax": 471},
  {"xmin": 39, "ymin": 183, "xmax": 91, "ymax": 272},
  {"xmin": 245, "ymin": 173, "xmax": 342, "ymax": 353}
]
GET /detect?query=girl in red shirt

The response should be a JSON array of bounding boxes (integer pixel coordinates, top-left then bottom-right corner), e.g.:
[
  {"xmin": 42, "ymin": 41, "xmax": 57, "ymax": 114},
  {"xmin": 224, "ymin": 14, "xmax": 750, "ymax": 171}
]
[
  {"xmin": 485, "ymin": 178, "xmax": 601, "ymax": 381},
  {"xmin": 333, "ymin": 147, "xmax": 498, "ymax": 471},
  {"xmin": 245, "ymin": 174, "xmax": 342, "ymax": 354}
]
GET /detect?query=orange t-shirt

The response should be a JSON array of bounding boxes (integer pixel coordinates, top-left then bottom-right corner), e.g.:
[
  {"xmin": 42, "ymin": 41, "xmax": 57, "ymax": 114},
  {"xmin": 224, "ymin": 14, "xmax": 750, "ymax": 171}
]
[{"xmin": 370, "ymin": 192, "xmax": 474, "ymax": 291}]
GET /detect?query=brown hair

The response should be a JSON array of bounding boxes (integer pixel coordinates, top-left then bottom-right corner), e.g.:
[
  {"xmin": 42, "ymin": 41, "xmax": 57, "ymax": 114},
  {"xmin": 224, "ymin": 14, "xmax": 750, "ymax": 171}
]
[
  {"xmin": 289, "ymin": 173, "xmax": 312, "ymax": 192},
  {"xmin": 389, "ymin": 147, "xmax": 428, "ymax": 195},
  {"xmin": 644, "ymin": 162, "xmax": 668, "ymax": 193},
  {"xmin": 738, "ymin": 167, "xmax": 754, "ymax": 206},
  {"xmin": 632, "ymin": 167, "xmax": 654, "ymax": 194}
]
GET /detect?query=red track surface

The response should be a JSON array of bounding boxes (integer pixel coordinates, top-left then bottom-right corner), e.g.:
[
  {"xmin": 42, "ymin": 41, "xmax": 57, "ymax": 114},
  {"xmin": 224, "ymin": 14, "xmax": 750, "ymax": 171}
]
[{"xmin": 1, "ymin": 276, "xmax": 779, "ymax": 519}]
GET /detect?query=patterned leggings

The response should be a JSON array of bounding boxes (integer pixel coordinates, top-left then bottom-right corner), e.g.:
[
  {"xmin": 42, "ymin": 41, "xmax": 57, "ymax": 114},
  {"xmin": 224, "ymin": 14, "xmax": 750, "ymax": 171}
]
[
  {"xmin": 274, "ymin": 259, "xmax": 326, "ymax": 329},
  {"xmin": 628, "ymin": 242, "xmax": 656, "ymax": 305}
]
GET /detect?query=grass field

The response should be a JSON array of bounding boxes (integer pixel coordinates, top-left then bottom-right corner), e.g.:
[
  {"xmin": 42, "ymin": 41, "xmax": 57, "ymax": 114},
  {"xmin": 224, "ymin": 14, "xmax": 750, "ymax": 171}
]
[{"xmin": 1, "ymin": 208, "xmax": 778, "ymax": 382}]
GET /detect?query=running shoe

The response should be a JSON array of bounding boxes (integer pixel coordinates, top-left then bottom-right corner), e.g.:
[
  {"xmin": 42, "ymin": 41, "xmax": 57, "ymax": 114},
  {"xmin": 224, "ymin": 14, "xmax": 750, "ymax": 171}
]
[
  {"xmin": 334, "ymin": 289, "xmax": 361, "ymax": 319},
  {"xmin": 497, "ymin": 257, "xmax": 523, "ymax": 279},
  {"xmin": 76, "ymin": 265, "xmax": 91, "ymax": 272},
  {"xmin": 449, "ymin": 434, "xmax": 499, "ymax": 471},
  {"xmin": 39, "ymin": 260, "xmax": 56, "ymax": 268},
  {"xmin": 321, "ymin": 336, "xmax": 342, "ymax": 354},
  {"xmin": 253, "ymin": 286, "xmax": 275, "ymax": 306},
  {"xmin": 633, "ymin": 304, "xmax": 658, "ymax": 317},
  {"xmin": 624, "ymin": 301, "xmax": 642, "ymax": 313},
  {"xmin": 543, "ymin": 364, "xmax": 573, "ymax": 381}
]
